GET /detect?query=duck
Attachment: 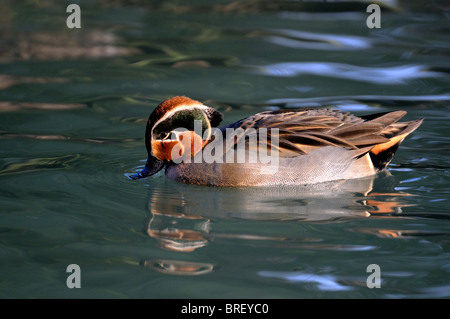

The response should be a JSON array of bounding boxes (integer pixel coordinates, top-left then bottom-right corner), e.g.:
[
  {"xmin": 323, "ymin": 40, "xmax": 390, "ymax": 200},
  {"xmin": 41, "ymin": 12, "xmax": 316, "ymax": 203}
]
[{"xmin": 131, "ymin": 96, "xmax": 423, "ymax": 187}]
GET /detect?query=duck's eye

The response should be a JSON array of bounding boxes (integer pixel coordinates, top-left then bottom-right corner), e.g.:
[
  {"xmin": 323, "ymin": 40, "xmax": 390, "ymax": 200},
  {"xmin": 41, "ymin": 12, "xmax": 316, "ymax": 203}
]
[{"xmin": 157, "ymin": 132, "xmax": 171, "ymax": 140}]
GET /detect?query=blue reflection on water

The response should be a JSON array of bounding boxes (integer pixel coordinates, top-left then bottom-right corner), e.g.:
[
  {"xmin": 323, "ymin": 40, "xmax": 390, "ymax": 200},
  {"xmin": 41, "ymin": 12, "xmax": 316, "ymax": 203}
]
[
  {"xmin": 259, "ymin": 271, "xmax": 353, "ymax": 291},
  {"xmin": 266, "ymin": 29, "xmax": 371, "ymax": 50},
  {"xmin": 259, "ymin": 62, "xmax": 443, "ymax": 84}
]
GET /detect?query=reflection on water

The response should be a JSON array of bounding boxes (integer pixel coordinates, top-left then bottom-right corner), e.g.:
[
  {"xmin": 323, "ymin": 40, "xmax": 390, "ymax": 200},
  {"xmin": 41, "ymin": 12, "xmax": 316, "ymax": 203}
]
[
  {"xmin": 251, "ymin": 29, "xmax": 371, "ymax": 50},
  {"xmin": 143, "ymin": 171, "xmax": 414, "ymax": 276},
  {"xmin": 147, "ymin": 212, "xmax": 210, "ymax": 252},
  {"xmin": 0, "ymin": 154, "xmax": 82, "ymax": 176},
  {"xmin": 387, "ymin": 284, "xmax": 450, "ymax": 299},
  {"xmin": 0, "ymin": 132, "xmax": 139, "ymax": 145},
  {"xmin": 259, "ymin": 62, "xmax": 442, "ymax": 84},
  {"xmin": 143, "ymin": 259, "xmax": 215, "ymax": 276},
  {"xmin": 355, "ymin": 228, "xmax": 450, "ymax": 239},
  {"xmin": 0, "ymin": 75, "xmax": 69, "ymax": 90},
  {"xmin": 259, "ymin": 271, "xmax": 352, "ymax": 291},
  {"xmin": 0, "ymin": 29, "xmax": 140, "ymax": 63},
  {"xmin": 0, "ymin": 102, "xmax": 87, "ymax": 112}
]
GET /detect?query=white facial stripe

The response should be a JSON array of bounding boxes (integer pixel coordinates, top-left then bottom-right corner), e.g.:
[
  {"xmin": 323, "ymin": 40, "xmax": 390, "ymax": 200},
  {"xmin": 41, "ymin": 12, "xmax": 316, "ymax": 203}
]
[
  {"xmin": 156, "ymin": 131, "xmax": 181, "ymax": 142},
  {"xmin": 151, "ymin": 104, "xmax": 209, "ymax": 139}
]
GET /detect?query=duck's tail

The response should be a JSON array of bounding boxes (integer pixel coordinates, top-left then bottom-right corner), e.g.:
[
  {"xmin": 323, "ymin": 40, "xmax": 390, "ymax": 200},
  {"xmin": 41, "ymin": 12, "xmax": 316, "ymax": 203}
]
[{"xmin": 362, "ymin": 112, "xmax": 424, "ymax": 170}]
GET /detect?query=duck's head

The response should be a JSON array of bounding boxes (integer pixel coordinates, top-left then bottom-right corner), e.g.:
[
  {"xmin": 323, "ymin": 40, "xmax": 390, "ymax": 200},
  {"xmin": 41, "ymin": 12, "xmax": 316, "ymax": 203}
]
[{"xmin": 131, "ymin": 96, "xmax": 223, "ymax": 179}]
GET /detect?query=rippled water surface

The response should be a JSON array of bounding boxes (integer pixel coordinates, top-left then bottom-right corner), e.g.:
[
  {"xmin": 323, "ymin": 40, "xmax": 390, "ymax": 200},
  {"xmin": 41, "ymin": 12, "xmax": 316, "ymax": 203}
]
[{"xmin": 0, "ymin": 0, "xmax": 449, "ymax": 298}]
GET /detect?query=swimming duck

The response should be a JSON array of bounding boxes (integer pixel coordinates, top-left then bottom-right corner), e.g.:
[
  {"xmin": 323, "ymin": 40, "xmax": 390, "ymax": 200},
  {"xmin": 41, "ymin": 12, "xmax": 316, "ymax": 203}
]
[{"xmin": 131, "ymin": 96, "xmax": 423, "ymax": 186}]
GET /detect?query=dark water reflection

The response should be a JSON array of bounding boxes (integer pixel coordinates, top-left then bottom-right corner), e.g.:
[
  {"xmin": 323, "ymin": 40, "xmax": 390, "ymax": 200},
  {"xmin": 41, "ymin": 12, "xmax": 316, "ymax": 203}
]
[
  {"xmin": 143, "ymin": 172, "xmax": 412, "ymax": 276},
  {"xmin": 146, "ymin": 171, "xmax": 405, "ymax": 223}
]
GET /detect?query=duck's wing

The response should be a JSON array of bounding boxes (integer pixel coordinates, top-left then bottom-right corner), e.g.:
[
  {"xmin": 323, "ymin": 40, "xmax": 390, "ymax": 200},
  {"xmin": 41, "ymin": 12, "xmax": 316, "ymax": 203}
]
[{"xmin": 222, "ymin": 108, "xmax": 422, "ymax": 160}]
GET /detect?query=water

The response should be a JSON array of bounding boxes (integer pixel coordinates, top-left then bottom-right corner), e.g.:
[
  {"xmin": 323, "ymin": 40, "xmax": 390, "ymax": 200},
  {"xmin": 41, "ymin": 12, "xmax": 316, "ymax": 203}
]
[{"xmin": 0, "ymin": 0, "xmax": 449, "ymax": 299}]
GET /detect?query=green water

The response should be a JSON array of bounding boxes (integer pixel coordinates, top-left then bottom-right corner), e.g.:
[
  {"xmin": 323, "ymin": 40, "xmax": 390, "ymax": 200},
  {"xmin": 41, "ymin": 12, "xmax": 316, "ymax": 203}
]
[{"xmin": 0, "ymin": 1, "xmax": 449, "ymax": 299}]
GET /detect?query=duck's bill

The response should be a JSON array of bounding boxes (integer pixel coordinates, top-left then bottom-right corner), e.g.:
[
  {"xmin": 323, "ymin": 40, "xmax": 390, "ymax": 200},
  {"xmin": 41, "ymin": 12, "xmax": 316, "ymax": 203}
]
[{"xmin": 130, "ymin": 156, "xmax": 165, "ymax": 180}]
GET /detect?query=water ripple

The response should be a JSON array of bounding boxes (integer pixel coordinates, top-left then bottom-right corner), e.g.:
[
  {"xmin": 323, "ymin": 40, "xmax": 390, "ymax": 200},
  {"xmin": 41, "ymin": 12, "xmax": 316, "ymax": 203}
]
[
  {"xmin": 387, "ymin": 284, "xmax": 450, "ymax": 298},
  {"xmin": 265, "ymin": 94, "xmax": 450, "ymax": 110},
  {"xmin": 259, "ymin": 271, "xmax": 353, "ymax": 291},
  {"xmin": 265, "ymin": 29, "xmax": 371, "ymax": 50},
  {"xmin": 0, "ymin": 154, "xmax": 82, "ymax": 176},
  {"xmin": 257, "ymin": 62, "xmax": 443, "ymax": 84}
]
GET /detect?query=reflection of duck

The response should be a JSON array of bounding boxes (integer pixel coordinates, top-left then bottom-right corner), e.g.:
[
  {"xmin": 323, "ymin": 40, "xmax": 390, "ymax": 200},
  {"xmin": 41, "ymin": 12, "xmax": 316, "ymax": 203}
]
[
  {"xmin": 131, "ymin": 96, "xmax": 423, "ymax": 186},
  {"xmin": 143, "ymin": 171, "xmax": 413, "ymax": 275},
  {"xmin": 142, "ymin": 259, "xmax": 214, "ymax": 276},
  {"xmin": 145, "ymin": 171, "xmax": 412, "ymax": 247}
]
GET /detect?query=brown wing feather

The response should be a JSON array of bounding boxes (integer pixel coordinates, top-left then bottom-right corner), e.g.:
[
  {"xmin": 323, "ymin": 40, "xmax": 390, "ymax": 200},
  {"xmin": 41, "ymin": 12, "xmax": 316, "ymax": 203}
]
[
  {"xmin": 329, "ymin": 123, "xmax": 383, "ymax": 138},
  {"xmin": 223, "ymin": 108, "xmax": 421, "ymax": 159}
]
